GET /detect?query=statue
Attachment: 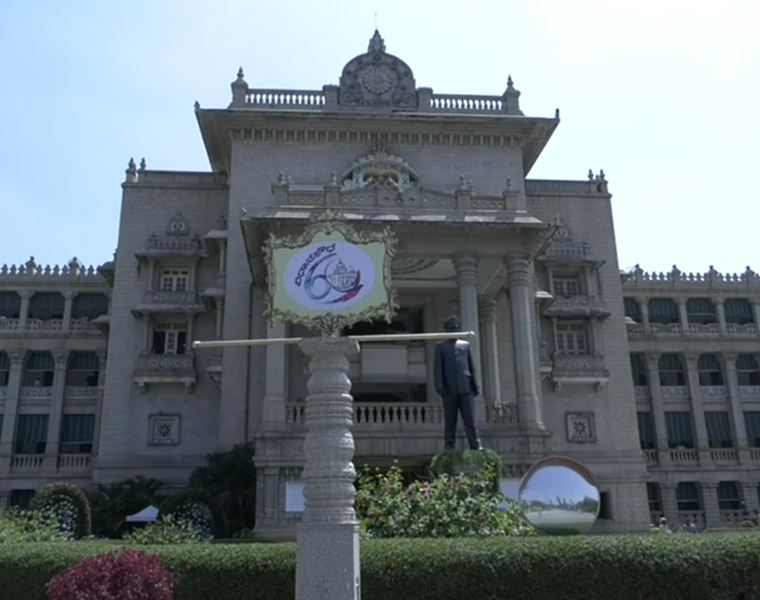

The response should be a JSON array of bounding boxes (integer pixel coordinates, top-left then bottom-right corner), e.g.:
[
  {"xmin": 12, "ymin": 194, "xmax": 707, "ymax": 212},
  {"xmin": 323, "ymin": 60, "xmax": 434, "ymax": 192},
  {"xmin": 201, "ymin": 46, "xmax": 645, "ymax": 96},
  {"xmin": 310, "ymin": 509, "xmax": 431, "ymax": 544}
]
[{"xmin": 433, "ymin": 316, "xmax": 483, "ymax": 450}]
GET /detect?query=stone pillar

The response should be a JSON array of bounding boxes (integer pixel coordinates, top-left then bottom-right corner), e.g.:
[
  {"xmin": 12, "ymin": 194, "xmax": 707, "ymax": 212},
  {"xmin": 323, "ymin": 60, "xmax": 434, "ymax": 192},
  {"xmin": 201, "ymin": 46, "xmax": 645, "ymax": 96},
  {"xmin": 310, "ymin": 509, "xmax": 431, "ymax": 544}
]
[
  {"xmin": 0, "ymin": 350, "xmax": 25, "ymax": 468},
  {"xmin": 715, "ymin": 298, "xmax": 727, "ymax": 335},
  {"xmin": 702, "ymin": 483, "xmax": 721, "ymax": 527},
  {"xmin": 723, "ymin": 353, "xmax": 750, "ymax": 463},
  {"xmin": 478, "ymin": 298, "xmax": 502, "ymax": 413},
  {"xmin": 62, "ymin": 291, "xmax": 74, "ymax": 331},
  {"xmin": 684, "ymin": 353, "xmax": 710, "ymax": 465},
  {"xmin": 296, "ymin": 336, "xmax": 360, "ymax": 600},
  {"xmin": 262, "ymin": 322, "xmax": 289, "ymax": 430},
  {"xmin": 454, "ymin": 253, "xmax": 484, "ymax": 414},
  {"xmin": 506, "ymin": 254, "xmax": 544, "ymax": 431},
  {"xmin": 18, "ymin": 290, "xmax": 31, "ymax": 330},
  {"xmin": 741, "ymin": 482, "xmax": 760, "ymax": 514},
  {"xmin": 645, "ymin": 353, "xmax": 672, "ymax": 468},
  {"xmin": 660, "ymin": 483, "xmax": 679, "ymax": 524},
  {"xmin": 44, "ymin": 349, "xmax": 70, "ymax": 470},
  {"xmin": 639, "ymin": 297, "xmax": 651, "ymax": 334},
  {"xmin": 92, "ymin": 349, "xmax": 107, "ymax": 456},
  {"xmin": 676, "ymin": 297, "xmax": 689, "ymax": 334},
  {"xmin": 753, "ymin": 301, "xmax": 760, "ymax": 338}
]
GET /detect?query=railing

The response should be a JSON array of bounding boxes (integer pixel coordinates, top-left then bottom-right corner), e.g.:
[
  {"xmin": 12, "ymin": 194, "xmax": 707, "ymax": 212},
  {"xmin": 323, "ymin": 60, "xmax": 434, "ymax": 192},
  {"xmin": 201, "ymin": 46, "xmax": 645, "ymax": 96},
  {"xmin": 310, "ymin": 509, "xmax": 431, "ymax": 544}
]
[
  {"xmin": 643, "ymin": 449, "xmax": 658, "ymax": 466},
  {"xmin": 245, "ymin": 89, "xmax": 326, "ymax": 108},
  {"xmin": 485, "ymin": 403, "xmax": 519, "ymax": 424},
  {"xmin": 677, "ymin": 511, "xmax": 706, "ymax": 530},
  {"xmin": 624, "ymin": 265, "xmax": 760, "ymax": 288},
  {"xmin": 142, "ymin": 290, "xmax": 198, "ymax": 305},
  {"xmin": 286, "ymin": 401, "xmax": 448, "ymax": 429},
  {"xmin": 70, "ymin": 318, "xmax": 100, "ymax": 331},
  {"xmin": 525, "ymin": 180, "xmax": 609, "ymax": 197},
  {"xmin": 65, "ymin": 386, "xmax": 102, "ymax": 399},
  {"xmin": 720, "ymin": 510, "xmax": 749, "ymax": 526},
  {"xmin": 649, "ymin": 323, "xmax": 682, "ymax": 334},
  {"xmin": 669, "ymin": 448, "xmax": 698, "ymax": 464},
  {"xmin": 20, "ymin": 386, "xmax": 53, "ymax": 399},
  {"xmin": 544, "ymin": 243, "xmax": 591, "ymax": 260},
  {"xmin": 701, "ymin": 386, "xmax": 727, "ymax": 399},
  {"xmin": 627, "ymin": 323, "xmax": 645, "ymax": 334},
  {"xmin": 634, "ymin": 386, "xmax": 650, "ymax": 399},
  {"xmin": 739, "ymin": 386, "xmax": 760, "ymax": 399},
  {"xmin": 12, "ymin": 454, "xmax": 44, "ymax": 471},
  {"xmin": 726, "ymin": 323, "xmax": 758, "ymax": 334},
  {"xmin": 0, "ymin": 318, "xmax": 19, "ymax": 330},
  {"xmin": 687, "ymin": 323, "xmax": 720, "ymax": 335},
  {"xmin": 750, "ymin": 449, "xmax": 760, "ymax": 461},
  {"xmin": 661, "ymin": 386, "xmax": 689, "ymax": 399},
  {"xmin": 710, "ymin": 448, "xmax": 737, "ymax": 463},
  {"xmin": 58, "ymin": 454, "xmax": 91, "ymax": 470},
  {"xmin": 135, "ymin": 353, "xmax": 194, "ymax": 371},
  {"xmin": 27, "ymin": 318, "xmax": 63, "ymax": 331},
  {"xmin": 427, "ymin": 93, "xmax": 503, "ymax": 113},
  {"xmin": 0, "ymin": 262, "xmax": 99, "ymax": 279}
]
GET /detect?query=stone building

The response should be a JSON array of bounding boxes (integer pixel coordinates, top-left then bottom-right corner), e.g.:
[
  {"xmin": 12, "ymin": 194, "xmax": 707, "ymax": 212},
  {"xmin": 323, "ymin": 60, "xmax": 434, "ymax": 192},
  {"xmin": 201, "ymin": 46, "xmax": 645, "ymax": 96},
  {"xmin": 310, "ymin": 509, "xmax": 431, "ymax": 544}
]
[{"xmin": 1, "ymin": 32, "xmax": 752, "ymax": 536}]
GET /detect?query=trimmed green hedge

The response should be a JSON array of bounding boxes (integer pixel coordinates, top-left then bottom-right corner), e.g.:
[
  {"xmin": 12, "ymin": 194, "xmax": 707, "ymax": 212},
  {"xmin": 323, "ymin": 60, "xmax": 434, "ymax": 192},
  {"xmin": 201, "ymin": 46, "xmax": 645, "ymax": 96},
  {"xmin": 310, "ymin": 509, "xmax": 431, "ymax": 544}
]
[{"xmin": 2, "ymin": 533, "xmax": 760, "ymax": 599}]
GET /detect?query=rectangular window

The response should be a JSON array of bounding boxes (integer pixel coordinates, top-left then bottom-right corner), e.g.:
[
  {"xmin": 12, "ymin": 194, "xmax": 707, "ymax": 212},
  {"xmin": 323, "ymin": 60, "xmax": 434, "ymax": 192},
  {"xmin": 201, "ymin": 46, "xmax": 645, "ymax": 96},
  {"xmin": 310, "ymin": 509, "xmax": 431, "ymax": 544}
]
[
  {"xmin": 664, "ymin": 412, "xmax": 694, "ymax": 449},
  {"xmin": 705, "ymin": 411, "xmax": 733, "ymax": 448},
  {"xmin": 553, "ymin": 276, "xmax": 580, "ymax": 298},
  {"xmin": 676, "ymin": 482, "xmax": 701, "ymax": 511},
  {"xmin": 61, "ymin": 414, "xmax": 95, "ymax": 454},
  {"xmin": 637, "ymin": 412, "xmax": 656, "ymax": 449},
  {"xmin": 744, "ymin": 412, "xmax": 760, "ymax": 447},
  {"xmin": 15, "ymin": 414, "xmax": 49, "ymax": 454},
  {"xmin": 555, "ymin": 323, "xmax": 587, "ymax": 355},
  {"xmin": 717, "ymin": 481, "xmax": 742, "ymax": 510},
  {"xmin": 160, "ymin": 269, "xmax": 189, "ymax": 292},
  {"xmin": 646, "ymin": 482, "xmax": 662, "ymax": 512},
  {"xmin": 9, "ymin": 490, "xmax": 35, "ymax": 510},
  {"xmin": 152, "ymin": 323, "xmax": 187, "ymax": 355}
]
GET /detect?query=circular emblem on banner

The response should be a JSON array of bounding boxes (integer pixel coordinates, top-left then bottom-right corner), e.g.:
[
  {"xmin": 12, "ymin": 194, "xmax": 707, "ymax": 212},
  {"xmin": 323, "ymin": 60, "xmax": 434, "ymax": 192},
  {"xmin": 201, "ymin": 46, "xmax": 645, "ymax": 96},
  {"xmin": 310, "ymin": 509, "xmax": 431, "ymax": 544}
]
[{"xmin": 284, "ymin": 241, "xmax": 376, "ymax": 310}]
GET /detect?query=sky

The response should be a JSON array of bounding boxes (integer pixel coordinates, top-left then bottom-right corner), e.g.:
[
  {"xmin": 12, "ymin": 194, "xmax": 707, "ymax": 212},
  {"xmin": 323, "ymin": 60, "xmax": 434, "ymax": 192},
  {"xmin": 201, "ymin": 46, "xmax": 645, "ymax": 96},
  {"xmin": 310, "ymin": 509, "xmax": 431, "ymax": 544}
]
[{"xmin": 1, "ymin": 0, "xmax": 758, "ymax": 274}]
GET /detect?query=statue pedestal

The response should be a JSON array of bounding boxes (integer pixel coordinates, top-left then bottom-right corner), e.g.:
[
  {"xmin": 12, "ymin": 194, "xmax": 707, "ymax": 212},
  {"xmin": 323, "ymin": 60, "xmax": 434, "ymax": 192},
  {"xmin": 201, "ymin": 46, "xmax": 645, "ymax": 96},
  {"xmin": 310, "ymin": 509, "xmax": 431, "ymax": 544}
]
[{"xmin": 296, "ymin": 523, "xmax": 360, "ymax": 599}]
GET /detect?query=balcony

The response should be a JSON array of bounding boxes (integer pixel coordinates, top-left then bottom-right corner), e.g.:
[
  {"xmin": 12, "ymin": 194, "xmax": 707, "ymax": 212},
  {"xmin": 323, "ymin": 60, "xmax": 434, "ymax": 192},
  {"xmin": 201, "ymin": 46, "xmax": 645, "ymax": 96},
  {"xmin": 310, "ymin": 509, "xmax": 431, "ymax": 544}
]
[
  {"xmin": 132, "ymin": 290, "xmax": 206, "ymax": 317},
  {"xmin": 0, "ymin": 318, "xmax": 19, "ymax": 331},
  {"xmin": 643, "ymin": 449, "xmax": 658, "ymax": 466},
  {"xmin": 64, "ymin": 386, "xmax": 103, "ymax": 400},
  {"xmin": 687, "ymin": 323, "xmax": 720, "ymax": 335},
  {"xmin": 739, "ymin": 386, "xmax": 760, "ymax": 399},
  {"xmin": 20, "ymin": 386, "xmax": 53, "ymax": 400},
  {"xmin": 542, "ymin": 295, "xmax": 611, "ymax": 319},
  {"xmin": 726, "ymin": 323, "xmax": 758, "ymax": 335},
  {"xmin": 701, "ymin": 386, "xmax": 728, "ymax": 400},
  {"xmin": 661, "ymin": 386, "xmax": 689, "ymax": 400},
  {"xmin": 27, "ymin": 318, "xmax": 63, "ymax": 331},
  {"xmin": 649, "ymin": 323, "xmax": 682, "ymax": 334},
  {"xmin": 57, "ymin": 454, "xmax": 92, "ymax": 472},
  {"xmin": 669, "ymin": 448, "xmax": 698, "ymax": 465},
  {"xmin": 70, "ymin": 317, "xmax": 100, "ymax": 332},
  {"xmin": 710, "ymin": 448, "xmax": 738, "ymax": 463},
  {"xmin": 11, "ymin": 454, "xmax": 44, "ymax": 472},
  {"xmin": 551, "ymin": 353, "xmax": 610, "ymax": 390},
  {"xmin": 133, "ymin": 353, "xmax": 196, "ymax": 391}
]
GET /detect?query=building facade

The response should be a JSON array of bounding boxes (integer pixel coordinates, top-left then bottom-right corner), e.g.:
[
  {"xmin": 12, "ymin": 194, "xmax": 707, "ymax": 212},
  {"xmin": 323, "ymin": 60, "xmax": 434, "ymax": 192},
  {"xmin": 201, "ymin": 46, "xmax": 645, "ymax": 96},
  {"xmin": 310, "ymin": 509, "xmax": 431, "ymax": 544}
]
[{"xmin": 1, "ymin": 33, "xmax": 752, "ymax": 536}]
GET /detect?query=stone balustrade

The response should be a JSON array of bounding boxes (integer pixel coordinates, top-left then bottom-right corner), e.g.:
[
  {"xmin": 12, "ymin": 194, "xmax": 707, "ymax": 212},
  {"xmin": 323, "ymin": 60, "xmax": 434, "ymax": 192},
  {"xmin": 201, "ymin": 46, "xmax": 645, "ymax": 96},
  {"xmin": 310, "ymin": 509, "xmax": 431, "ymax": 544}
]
[
  {"xmin": 634, "ymin": 386, "xmax": 650, "ymax": 399},
  {"xmin": 739, "ymin": 386, "xmax": 760, "ymax": 399},
  {"xmin": 0, "ymin": 259, "xmax": 99, "ymax": 279},
  {"xmin": 661, "ymin": 386, "xmax": 689, "ymax": 399},
  {"xmin": 58, "ymin": 454, "xmax": 92, "ymax": 470},
  {"xmin": 687, "ymin": 323, "xmax": 721, "ymax": 335},
  {"xmin": 27, "ymin": 318, "xmax": 63, "ymax": 331},
  {"xmin": 669, "ymin": 448, "xmax": 699, "ymax": 464},
  {"xmin": 425, "ymin": 93, "xmax": 503, "ymax": 113},
  {"xmin": 12, "ymin": 454, "xmax": 44, "ymax": 471},
  {"xmin": 710, "ymin": 448, "xmax": 738, "ymax": 463},
  {"xmin": 141, "ymin": 290, "xmax": 199, "ymax": 305},
  {"xmin": 649, "ymin": 323, "xmax": 683, "ymax": 334},
  {"xmin": 484, "ymin": 402, "xmax": 519, "ymax": 424},
  {"xmin": 624, "ymin": 264, "xmax": 760, "ymax": 289},
  {"xmin": 0, "ymin": 318, "xmax": 19, "ymax": 331},
  {"xmin": 643, "ymin": 449, "xmax": 658, "ymax": 466},
  {"xmin": 726, "ymin": 323, "xmax": 759, "ymax": 334},
  {"xmin": 64, "ymin": 386, "xmax": 103, "ymax": 400},
  {"xmin": 525, "ymin": 180, "xmax": 609, "ymax": 197},
  {"xmin": 20, "ymin": 387, "xmax": 53, "ymax": 400},
  {"xmin": 750, "ymin": 449, "xmax": 760, "ymax": 461},
  {"xmin": 245, "ymin": 88, "xmax": 326, "ymax": 108},
  {"xmin": 700, "ymin": 386, "xmax": 728, "ymax": 399}
]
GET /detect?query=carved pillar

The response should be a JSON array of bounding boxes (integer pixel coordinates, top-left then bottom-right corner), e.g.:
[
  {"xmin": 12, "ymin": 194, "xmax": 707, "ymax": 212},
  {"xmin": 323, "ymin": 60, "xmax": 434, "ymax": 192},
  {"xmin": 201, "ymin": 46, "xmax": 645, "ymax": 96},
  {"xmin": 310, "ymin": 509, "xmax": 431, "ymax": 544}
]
[
  {"xmin": 296, "ymin": 336, "xmax": 360, "ymax": 600},
  {"xmin": 506, "ymin": 254, "xmax": 544, "ymax": 431},
  {"xmin": 702, "ymin": 483, "xmax": 720, "ymax": 527},
  {"xmin": 478, "ymin": 298, "xmax": 502, "ymax": 412},
  {"xmin": 18, "ymin": 290, "xmax": 32, "ymax": 330},
  {"xmin": 676, "ymin": 297, "xmax": 689, "ymax": 334},
  {"xmin": 215, "ymin": 298, "xmax": 225, "ymax": 339},
  {"xmin": 645, "ymin": 353, "xmax": 671, "ymax": 468},
  {"xmin": 45, "ymin": 349, "xmax": 70, "ymax": 467},
  {"xmin": 741, "ymin": 482, "xmax": 760, "ymax": 514},
  {"xmin": 714, "ymin": 298, "xmax": 727, "ymax": 335},
  {"xmin": 639, "ymin": 297, "xmax": 651, "ymax": 334},
  {"xmin": 92, "ymin": 349, "xmax": 107, "ymax": 456},
  {"xmin": 723, "ymin": 353, "xmax": 750, "ymax": 463},
  {"xmin": 660, "ymin": 483, "xmax": 679, "ymax": 524},
  {"xmin": 262, "ymin": 322, "xmax": 288, "ymax": 430},
  {"xmin": 454, "ymin": 253, "xmax": 484, "ymax": 415},
  {"xmin": 62, "ymin": 291, "xmax": 74, "ymax": 331},
  {"xmin": 0, "ymin": 350, "xmax": 26, "ymax": 466},
  {"xmin": 684, "ymin": 353, "xmax": 710, "ymax": 465}
]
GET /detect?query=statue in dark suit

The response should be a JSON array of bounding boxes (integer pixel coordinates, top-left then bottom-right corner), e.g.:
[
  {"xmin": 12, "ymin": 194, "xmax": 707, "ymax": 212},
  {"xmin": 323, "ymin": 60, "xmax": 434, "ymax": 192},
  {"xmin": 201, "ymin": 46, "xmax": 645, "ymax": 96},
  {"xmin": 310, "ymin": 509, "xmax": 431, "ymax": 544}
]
[{"xmin": 433, "ymin": 316, "xmax": 483, "ymax": 450}]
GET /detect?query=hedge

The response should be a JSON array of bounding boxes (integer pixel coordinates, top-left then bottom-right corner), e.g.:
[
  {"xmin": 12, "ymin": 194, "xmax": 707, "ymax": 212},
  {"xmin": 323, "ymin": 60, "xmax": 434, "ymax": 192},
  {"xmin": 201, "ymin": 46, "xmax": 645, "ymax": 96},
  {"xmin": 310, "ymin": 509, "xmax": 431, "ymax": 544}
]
[{"xmin": 2, "ymin": 533, "xmax": 760, "ymax": 599}]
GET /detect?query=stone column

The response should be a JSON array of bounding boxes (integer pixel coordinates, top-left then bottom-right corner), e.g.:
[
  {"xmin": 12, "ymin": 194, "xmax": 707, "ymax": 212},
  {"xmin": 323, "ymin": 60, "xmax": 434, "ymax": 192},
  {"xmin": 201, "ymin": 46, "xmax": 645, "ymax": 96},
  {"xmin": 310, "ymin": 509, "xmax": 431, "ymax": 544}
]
[
  {"xmin": 723, "ymin": 353, "xmax": 750, "ymax": 463},
  {"xmin": 454, "ymin": 253, "xmax": 485, "ymax": 415},
  {"xmin": 714, "ymin": 298, "xmax": 727, "ymax": 335},
  {"xmin": 702, "ymin": 483, "xmax": 721, "ymax": 527},
  {"xmin": 44, "ymin": 349, "xmax": 70, "ymax": 471},
  {"xmin": 684, "ymin": 353, "xmax": 710, "ymax": 465},
  {"xmin": 753, "ymin": 301, "xmax": 760, "ymax": 338},
  {"xmin": 478, "ymin": 298, "xmax": 502, "ymax": 415},
  {"xmin": 262, "ymin": 322, "xmax": 288, "ymax": 431},
  {"xmin": 62, "ymin": 291, "xmax": 74, "ymax": 331},
  {"xmin": 296, "ymin": 336, "xmax": 360, "ymax": 600},
  {"xmin": 92, "ymin": 349, "xmax": 107, "ymax": 456},
  {"xmin": 18, "ymin": 290, "xmax": 31, "ymax": 330},
  {"xmin": 676, "ymin": 297, "xmax": 689, "ymax": 334},
  {"xmin": 506, "ymin": 254, "xmax": 544, "ymax": 431},
  {"xmin": 0, "ymin": 350, "xmax": 25, "ymax": 469},
  {"xmin": 660, "ymin": 483, "xmax": 679, "ymax": 524},
  {"xmin": 639, "ymin": 297, "xmax": 651, "ymax": 334},
  {"xmin": 645, "ymin": 353, "xmax": 672, "ymax": 468},
  {"xmin": 741, "ymin": 482, "xmax": 760, "ymax": 514}
]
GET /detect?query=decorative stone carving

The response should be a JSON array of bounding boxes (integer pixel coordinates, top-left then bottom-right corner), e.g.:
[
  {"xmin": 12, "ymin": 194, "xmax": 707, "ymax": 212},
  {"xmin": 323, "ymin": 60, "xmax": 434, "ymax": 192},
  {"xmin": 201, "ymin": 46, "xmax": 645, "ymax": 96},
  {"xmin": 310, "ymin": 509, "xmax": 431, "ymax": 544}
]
[
  {"xmin": 339, "ymin": 31, "xmax": 417, "ymax": 109},
  {"xmin": 566, "ymin": 412, "xmax": 596, "ymax": 443},
  {"xmin": 166, "ymin": 211, "xmax": 190, "ymax": 236},
  {"xmin": 148, "ymin": 414, "xmax": 180, "ymax": 445}
]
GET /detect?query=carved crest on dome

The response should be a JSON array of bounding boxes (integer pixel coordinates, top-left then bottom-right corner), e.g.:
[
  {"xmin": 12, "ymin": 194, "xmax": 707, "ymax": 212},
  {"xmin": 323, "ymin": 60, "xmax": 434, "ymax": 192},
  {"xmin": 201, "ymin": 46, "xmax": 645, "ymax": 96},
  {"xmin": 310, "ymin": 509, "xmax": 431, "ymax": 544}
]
[
  {"xmin": 339, "ymin": 31, "xmax": 417, "ymax": 109},
  {"xmin": 341, "ymin": 147, "xmax": 419, "ymax": 191}
]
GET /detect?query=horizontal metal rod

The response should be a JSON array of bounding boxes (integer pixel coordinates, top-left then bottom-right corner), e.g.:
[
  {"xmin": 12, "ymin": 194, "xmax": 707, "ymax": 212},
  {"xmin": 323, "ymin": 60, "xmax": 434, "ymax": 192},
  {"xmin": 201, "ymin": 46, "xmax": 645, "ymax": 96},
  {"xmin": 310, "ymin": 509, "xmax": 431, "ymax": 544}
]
[{"xmin": 192, "ymin": 330, "xmax": 476, "ymax": 349}]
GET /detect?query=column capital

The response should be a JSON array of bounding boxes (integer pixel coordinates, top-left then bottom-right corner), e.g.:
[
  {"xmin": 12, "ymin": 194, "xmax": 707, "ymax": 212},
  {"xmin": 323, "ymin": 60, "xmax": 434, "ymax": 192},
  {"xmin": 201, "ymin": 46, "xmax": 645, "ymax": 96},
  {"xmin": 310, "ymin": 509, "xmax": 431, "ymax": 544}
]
[
  {"xmin": 713, "ymin": 296, "xmax": 725, "ymax": 306},
  {"xmin": 454, "ymin": 252, "xmax": 479, "ymax": 283},
  {"xmin": 478, "ymin": 298, "xmax": 498, "ymax": 323},
  {"xmin": 52, "ymin": 349, "xmax": 71, "ymax": 368},
  {"xmin": 684, "ymin": 352, "xmax": 700, "ymax": 367},
  {"xmin": 62, "ymin": 290, "xmax": 76, "ymax": 300},
  {"xmin": 5, "ymin": 348, "xmax": 26, "ymax": 365},
  {"xmin": 674, "ymin": 296, "xmax": 688, "ymax": 306},
  {"xmin": 18, "ymin": 289, "xmax": 33, "ymax": 299},
  {"xmin": 724, "ymin": 352, "xmax": 739, "ymax": 367},
  {"xmin": 505, "ymin": 253, "xmax": 531, "ymax": 286},
  {"xmin": 645, "ymin": 353, "xmax": 662, "ymax": 369}
]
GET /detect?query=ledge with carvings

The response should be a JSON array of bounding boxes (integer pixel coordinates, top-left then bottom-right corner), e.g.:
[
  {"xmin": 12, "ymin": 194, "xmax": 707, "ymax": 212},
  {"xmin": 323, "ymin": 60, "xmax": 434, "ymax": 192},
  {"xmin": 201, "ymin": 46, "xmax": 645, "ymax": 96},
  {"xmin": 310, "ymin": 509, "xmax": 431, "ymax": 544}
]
[
  {"xmin": 131, "ymin": 290, "xmax": 207, "ymax": 317},
  {"xmin": 551, "ymin": 353, "xmax": 610, "ymax": 390},
  {"xmin": 542, "ymin": 295, "xmax": 611, "ymax": 320},
  {"xmin": 133, "ymin": 353, "xmax": 196, "ymax": 392}
]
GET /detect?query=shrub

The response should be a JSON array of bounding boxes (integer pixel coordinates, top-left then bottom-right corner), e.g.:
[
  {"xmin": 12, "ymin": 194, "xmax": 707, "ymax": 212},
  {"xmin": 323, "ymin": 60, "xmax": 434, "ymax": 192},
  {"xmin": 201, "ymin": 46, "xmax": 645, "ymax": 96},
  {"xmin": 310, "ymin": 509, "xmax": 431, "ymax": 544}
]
[
  {"xmin": 355, "ymin": 462, "xmax": 530, "ymax": 538},
  {"xmin": 47, "ymin": 549, "xmax": 173, "ymax": 600},
  {"xmin": 0, "ymin": 507, "xmax": 67, "ymax": 543},
  {"xmin": 429, "ymin": 449, "xmax": 502, "ymax": 493},
  {"xmin": 161, "ymin": 489, "xmax": 217, "ymax": 539},
  {"xmin": 30, "ymin": 482, "xmax": 92, "ymax": 539},
  {"xmin": 123, "ymin": 514, "xmax": 206, "ymax": 545},
  {"xmin": 86, "ymin": 476, "xmax": 164, "ymax": 538}
]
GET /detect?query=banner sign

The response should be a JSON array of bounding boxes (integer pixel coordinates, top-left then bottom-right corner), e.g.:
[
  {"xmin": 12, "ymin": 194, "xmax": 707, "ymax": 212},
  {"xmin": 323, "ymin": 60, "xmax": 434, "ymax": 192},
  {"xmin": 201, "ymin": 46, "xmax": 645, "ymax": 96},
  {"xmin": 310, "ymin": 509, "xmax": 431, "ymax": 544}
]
[{"xmin": 264, "ymin": 216, "xmax": 397, "ymax": 332}]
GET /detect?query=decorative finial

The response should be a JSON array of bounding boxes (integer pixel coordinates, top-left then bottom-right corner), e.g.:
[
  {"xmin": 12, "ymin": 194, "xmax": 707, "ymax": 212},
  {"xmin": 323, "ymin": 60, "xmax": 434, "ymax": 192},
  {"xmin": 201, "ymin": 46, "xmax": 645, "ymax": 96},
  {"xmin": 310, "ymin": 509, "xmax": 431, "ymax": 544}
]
[
  {"xmin": 278, "ymin": 171, "xmax": 286, "ymax": 184},
  {"xmin": 128, "ymin": 158, "xmax": 136, "ymax": 171},
  {"xmin": 459, "ymin": 174, "xmax": 465, "ymax": 186},
  {"xmin": 194, "ymin": 100, "xmax": 200, "ymax": 110},
  {"xmin": 237, "ymin": 67, "xmax": 245, "ymax": 80},
  {"xmin": 599, "ymin": 169, "xmax": 606, "ymax": 181},
  {"xmin": 506, "ymin": 177, "xmax": 512, "ymax": 191},
  {"xmin": 139, "ymin": 158, "xmax": 147, "ymax": 172},
  {"xmin": 588, "ymin": 169, "xmax": 594, "ymax": 180},
  {"xmin": 368, "ymin": 29, "xmax": 386, "ymax": 54},
  {"xmin": 330, "ymin": 171, "xmax": 337, "ymax": 185},
  {"xmin": 555, "ymin": 108, "xmax": 560, "ymax": 119},
  {"xmin": 507, "ymin": 75, "xmax": 514, "ymax": 89}
]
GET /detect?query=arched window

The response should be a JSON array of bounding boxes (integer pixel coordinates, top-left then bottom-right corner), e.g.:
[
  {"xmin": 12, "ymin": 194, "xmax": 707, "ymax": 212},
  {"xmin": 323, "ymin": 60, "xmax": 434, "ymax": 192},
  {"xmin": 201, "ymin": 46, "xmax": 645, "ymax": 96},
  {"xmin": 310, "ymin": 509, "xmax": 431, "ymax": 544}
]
[
  {"xmin": 725, "ymin": 299, "xmax": 754, "ymax": 325},
  {"xmin": 0, "ymin": 352, "xmax": 9, "ymax": 386},
  {"xmin": 29, "ymin": 293, "xmax": 64, "ymax": 320},
  {"xmin": 686, "ymin": 298, "xmax": 716, "ymax": 324},
  {"xmin": 659, "ymin": 354, "xmax": 685, "ymax": 386},
  {"xmin": 624, "ymin": 298, "xmax": 641, "ymax": 323},
  {"xmin": 66, "ymin": 352, "xmax": 100, "ymax": 387},
  {"xmin": 737, "ymin": 355, "xmax": 760, "ymax": 386},
  {"xmin": 71, "ymin": 294, "xmax": 108, "ymax": 320},
  {"xmin": 630, "ymin": 354, "xmax": 648, "ymax": 386},
  {"xmin": 717, "ymin": 481, "xmax": 742, "ymax": 510},
  {"xmin": 698, "ymin": 354, "xmax": 724, "ymax": 386},
  {"xmin": 0, "ymin": 291, "xmax": 21, "ymax": 319},
  {"xmin": 23, "ymin": 351, "xmax": 54, "ymax": 386},
  {"xmin": 676, "ymin": 482, "xmax": 701, "ymax": 511},
  {"xmin": 648, "ymin": 298, "xmax": 678, "ymax": 324}
]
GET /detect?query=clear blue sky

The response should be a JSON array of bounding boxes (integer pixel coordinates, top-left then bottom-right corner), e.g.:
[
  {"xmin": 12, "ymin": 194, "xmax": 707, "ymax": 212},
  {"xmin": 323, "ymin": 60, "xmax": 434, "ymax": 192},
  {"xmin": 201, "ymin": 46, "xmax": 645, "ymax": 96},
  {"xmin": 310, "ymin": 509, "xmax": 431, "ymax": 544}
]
[{"xmin": 1, "ymin": 0, "xmax": 758, "ymax": 274}]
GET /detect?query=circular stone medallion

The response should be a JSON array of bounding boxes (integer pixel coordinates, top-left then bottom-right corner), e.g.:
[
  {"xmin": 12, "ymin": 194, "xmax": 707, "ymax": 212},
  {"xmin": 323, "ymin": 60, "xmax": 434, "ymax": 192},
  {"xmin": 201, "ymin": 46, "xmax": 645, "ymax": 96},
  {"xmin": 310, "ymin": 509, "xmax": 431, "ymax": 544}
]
[{"xmin": 361, "ymin": 65, "xmax": 395, "ymax": 94}]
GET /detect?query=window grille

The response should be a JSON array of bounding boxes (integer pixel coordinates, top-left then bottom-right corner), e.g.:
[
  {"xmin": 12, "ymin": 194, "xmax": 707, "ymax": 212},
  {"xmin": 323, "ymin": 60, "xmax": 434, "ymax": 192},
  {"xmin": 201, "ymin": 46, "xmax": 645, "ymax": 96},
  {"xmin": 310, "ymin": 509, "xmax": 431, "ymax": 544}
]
[
  {"xmin": 637, "ymin": 412, "xmax": 656, "ymax": 449},
  {"xmin": 717, "ymin": 481, "xmax": 742, "ymax": 510},
  {"xmin": 71, "ymin": 294, "xmax": 109, "ymax": 320},
  {"xmin": 698, "ymin": 354, "xmax": 724, "ymax": 386},
  {"xmin": 29, "ymin": 293, "xmax": 64, "ymax": 320},
  {"xmin": 15, "ymin": 414, "xmax": 49, "ymax": 454},
  {"xmin": 648, "ymin": 298, "xmax": 678, "ymax": 324},
  {"xmin": 555, "ymin": 322, "xmax": 587, "ymax": 355},
  {"xmin": 705, "ymin": 411, "xmax": 733, "ymax": 448},
  {"xmin": 624, "ymin": 298, "xmax": 641, "ymax": 322},
  {"xmin": 737, "ymin": 355, "xmax": 760, "ymax": 386},
  {"xmin": 66, "ymin": 352, "xmax": 100, "ymax": 387},
  {"xmin": 23, "ymin": 351, "xmax": 55, "ymax": 386},
  {"xmin": 0, "ymin": 292, "xmax": 21, "ymax": 319},
  {"xmin": 659, "ymin": 354, "xmax": 685, "ymax": 386},
  {"xmin": 630, "ymin": 354, "xmax": 648, "ymax": 386},
  {"xmin": 665, "ymin": 412, "xmax": 694, "ymax": 448},
  {"xmin": 61, "ymin": 414, "xmax": 95, "ymax": 454},
  {"xmin": 676, "ymin": 482, "xmax": 701, "ymax": 511},
  {"xmin": 744, "ymin": 412, "xmax": 760, "ymax": 447},
  {"xmin": 725, "ymin": 299, "xmax": 754, "ymax": 325},
  {"xmin": 686, "ymin": 298, "xmax": 716, "ymax": 324}
]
